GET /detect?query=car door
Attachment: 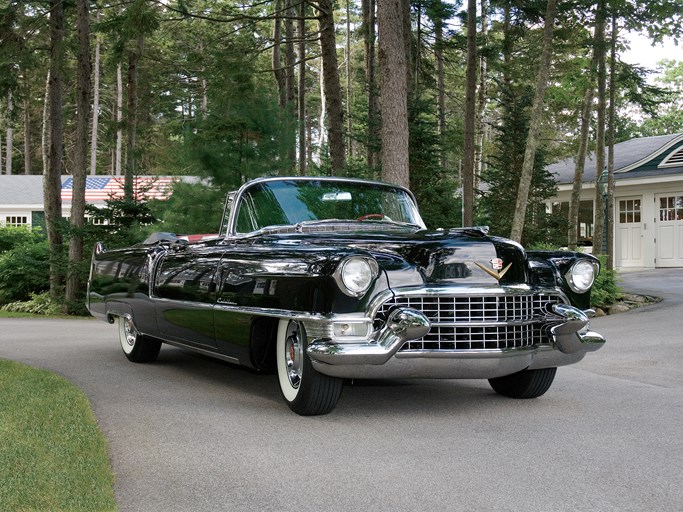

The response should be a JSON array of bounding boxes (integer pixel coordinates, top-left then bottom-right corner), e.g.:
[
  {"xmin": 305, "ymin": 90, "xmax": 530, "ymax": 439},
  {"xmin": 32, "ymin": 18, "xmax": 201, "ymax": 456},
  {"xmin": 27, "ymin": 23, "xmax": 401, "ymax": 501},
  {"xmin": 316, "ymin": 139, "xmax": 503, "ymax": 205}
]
[{"xmin": 153, "ymin": 246, "xmax": 222, "ymax": 349}]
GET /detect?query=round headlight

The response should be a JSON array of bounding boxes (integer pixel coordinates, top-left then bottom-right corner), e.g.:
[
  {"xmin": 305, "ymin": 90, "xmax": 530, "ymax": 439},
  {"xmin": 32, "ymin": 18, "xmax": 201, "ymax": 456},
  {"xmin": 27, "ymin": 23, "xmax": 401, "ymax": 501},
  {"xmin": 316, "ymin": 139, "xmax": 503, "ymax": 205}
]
[
  {"xmin": 337, "ymin": 257, "xmax": 376, "ymax": 296},
  {"xmin": 566, "ymin": 260, "xmax": 596, "ymax": 293}
]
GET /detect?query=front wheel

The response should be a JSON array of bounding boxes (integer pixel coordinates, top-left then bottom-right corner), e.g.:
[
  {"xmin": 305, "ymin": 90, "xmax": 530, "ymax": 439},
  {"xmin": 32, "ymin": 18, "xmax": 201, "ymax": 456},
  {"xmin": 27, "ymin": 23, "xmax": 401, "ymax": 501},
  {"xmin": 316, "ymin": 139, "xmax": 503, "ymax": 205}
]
[
  {"xmin": 276, "ymin": 320, "xmax": 343, "ymax": 415},
  {"xmin": 488, "ymin": 367, "xmax": 557, "ymax": 399},
  {"xmin": 118, "ymin": 316, "xmax": 161, "ymax": 363}
]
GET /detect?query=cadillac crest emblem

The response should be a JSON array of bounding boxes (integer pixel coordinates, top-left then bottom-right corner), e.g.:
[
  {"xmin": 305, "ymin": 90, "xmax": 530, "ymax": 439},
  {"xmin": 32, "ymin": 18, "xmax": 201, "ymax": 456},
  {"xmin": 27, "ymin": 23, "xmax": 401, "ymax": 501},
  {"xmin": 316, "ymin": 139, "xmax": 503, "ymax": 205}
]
[{"xmin": 475, "ymin": 258, "xmax": 512, "ymax": 281}]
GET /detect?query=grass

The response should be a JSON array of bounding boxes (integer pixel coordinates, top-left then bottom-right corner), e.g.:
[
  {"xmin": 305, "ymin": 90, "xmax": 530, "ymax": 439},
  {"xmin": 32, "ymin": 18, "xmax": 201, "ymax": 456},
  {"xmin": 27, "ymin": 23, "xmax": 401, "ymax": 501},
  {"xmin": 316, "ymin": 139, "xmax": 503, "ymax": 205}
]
[{"xmin": 0, "ymin": 360, "xmax": 117, "ymax": 511}]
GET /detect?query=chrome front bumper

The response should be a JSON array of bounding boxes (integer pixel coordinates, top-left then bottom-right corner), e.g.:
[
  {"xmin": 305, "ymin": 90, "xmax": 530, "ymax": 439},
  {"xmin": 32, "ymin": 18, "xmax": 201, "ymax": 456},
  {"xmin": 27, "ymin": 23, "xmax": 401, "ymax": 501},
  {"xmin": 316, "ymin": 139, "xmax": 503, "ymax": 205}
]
[{"xmin": 307, "ymin": 304, "xmax": 605, "ymax": 380}]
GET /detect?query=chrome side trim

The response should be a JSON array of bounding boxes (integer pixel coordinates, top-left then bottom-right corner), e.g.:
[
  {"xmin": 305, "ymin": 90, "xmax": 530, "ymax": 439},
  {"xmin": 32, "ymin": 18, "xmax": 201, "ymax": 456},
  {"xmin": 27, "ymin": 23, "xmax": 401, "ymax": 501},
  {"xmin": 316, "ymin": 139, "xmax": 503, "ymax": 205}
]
[{"xmin": 162, "ymin": 338, "xmax": 240, "ymax": 365}]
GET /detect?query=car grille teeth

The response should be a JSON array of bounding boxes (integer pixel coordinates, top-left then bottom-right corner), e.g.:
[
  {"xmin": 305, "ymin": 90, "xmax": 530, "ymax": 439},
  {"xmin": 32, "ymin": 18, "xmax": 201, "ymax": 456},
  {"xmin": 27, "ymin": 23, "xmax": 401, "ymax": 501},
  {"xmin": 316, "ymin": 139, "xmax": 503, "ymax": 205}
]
[{"xmin": 376, "ymin": 294, "xmax": 564, "ymax": 351}]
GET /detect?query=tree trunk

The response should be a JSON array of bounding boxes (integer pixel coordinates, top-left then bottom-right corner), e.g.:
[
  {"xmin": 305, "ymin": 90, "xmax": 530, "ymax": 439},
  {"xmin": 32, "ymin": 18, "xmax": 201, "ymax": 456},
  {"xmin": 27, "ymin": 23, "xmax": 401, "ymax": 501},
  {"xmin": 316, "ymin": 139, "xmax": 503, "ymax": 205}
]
[
  {"xmin": 65, "ymin": 0, "xmax": 91, "ymax": 309},
  {"xmin": 568, "ymin": 25, "xmax": 600, "ymax": 250},
  {"xmin": 592, "ymin": 0, "xmax": 607, "ymax": 255},
  {"xmin": 317, "ymin": 56, "xmax": 327, "ymax": 164},
  {"xmin": 362, "ymin": 0, "xmax": 378, "ymax": 168},
  {"xmin": 90, "ymin": 6, "xmax": 101, "ymax": 176},
  {"xmin": 346, "ymin": 0, "xmax": 352, "ymax": 159},
  {"xmin": 284, "ymin": 0, "xmax": 297, "ymax": 169},
  {"xmin": 45, "ymin": 0, "xmax": 64, "ymax": 299},
  {"xmin": 462, "ymin": 0, "xmax": 477, "ymax": 226},
  {"xmin": 272, "ymin": 0, "xmax": 287, "ymax": 108},
  {"xmin": 377, "ymin": 0, "xmax": 409, "ymax": 187},
  {"xmin": 435, "ymin": 15, "xmax": 446, "ymax": 170},
  {"xmin": 568, "ymin": 85, "xmax": 596, "ymax": 250},
  {"xmin": 5, "ymin": 92, "xmax": 12, "ymax": 175},
  {"xmin": 414, "ymin": 3, "xmax": 421, "ymax": 94},
  {"xmin": 509, "ymin": 0, "xmax": 557, "ymax": 243},
  {"xmin": 125, "ymin": 34, "xmax": 144, "ymax": 200},
  {"xmin": 115, "ymin": 63, "xmax": 123, "ymax": 176},
  {"xmin": 298, "ymin": 0, "xmax": 306, "ymax": 174},
  {"xmin": 23, "ymin": 95, "xmax": 31, "ymax": 174},
  {"xmin": 606, "ymin": 14, "xmax": 617, "ymax": 269},
  {"xmin": 317, "ymin": 0, "xmax": 346, "ymax": 174},
  {"xmin": 474, "ymin": 0, "xmax": 488, "ymax": 183},
  {"xmin": 42, "ymin": 70, "xmax": 50, "ymax": 175}
]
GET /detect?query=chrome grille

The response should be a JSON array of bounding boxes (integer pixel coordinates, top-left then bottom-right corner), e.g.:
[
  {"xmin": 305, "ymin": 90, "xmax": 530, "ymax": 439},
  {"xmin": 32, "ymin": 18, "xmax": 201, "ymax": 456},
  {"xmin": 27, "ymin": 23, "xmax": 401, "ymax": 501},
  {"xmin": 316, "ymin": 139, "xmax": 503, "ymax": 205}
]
[{"xmin": 376, "ymin": 294, "xmax": 563, "ymax": 351}]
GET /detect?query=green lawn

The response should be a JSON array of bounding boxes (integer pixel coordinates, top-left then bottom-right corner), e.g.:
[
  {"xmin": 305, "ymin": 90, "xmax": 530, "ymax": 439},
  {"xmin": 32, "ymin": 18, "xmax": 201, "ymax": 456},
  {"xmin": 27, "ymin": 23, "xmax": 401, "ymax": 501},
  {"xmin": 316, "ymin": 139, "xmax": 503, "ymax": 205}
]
[{"xmin": 0, "ymin": 360, "xmax": 117, "ymax": 511}]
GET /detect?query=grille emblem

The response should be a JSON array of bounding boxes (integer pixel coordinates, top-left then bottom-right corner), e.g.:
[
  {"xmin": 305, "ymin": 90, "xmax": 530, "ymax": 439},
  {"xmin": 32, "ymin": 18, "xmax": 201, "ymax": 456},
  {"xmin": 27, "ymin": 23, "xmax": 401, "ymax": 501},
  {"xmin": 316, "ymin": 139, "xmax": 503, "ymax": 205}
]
[{"xmin": 475, "ymin": 258, "xmax": 512, "ymax": 281}]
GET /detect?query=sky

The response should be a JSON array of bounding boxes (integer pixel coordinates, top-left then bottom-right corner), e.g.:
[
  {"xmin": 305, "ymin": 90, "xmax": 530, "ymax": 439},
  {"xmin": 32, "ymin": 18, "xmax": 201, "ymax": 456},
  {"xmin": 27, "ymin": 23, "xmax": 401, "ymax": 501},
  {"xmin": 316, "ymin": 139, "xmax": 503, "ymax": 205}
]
[{"xmin": 621, "ymin": 32, "xmax": 681, "ymax": 73}]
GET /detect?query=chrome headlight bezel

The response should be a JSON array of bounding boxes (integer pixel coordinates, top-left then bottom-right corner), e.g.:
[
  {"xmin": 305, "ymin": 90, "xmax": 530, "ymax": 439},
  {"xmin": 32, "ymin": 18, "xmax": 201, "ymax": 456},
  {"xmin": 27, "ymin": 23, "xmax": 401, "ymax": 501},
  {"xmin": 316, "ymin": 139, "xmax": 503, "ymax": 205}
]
[
  {"xmin": 565, "ymin": 259, "xmax": 598, "ymax": 294},
  {"xmin": 334, "ymin": 256, "xmax": 379, "ymax": 297}
]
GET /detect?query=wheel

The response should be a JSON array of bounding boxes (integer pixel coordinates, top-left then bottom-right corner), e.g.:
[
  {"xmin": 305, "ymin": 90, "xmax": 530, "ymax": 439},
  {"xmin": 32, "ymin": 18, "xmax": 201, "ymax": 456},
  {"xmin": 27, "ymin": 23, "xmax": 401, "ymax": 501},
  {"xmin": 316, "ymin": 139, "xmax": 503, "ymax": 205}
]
[
  {"xmin": 118, "ymin": 316, "xmax": 161, "ymax": 363},
  {"xmin": 276, "ymin": 320, "xmax": 343, "ymax": 415},
  {"xmin": 488, "ymin": 367, "xmax": 557, "ymax": 399}
]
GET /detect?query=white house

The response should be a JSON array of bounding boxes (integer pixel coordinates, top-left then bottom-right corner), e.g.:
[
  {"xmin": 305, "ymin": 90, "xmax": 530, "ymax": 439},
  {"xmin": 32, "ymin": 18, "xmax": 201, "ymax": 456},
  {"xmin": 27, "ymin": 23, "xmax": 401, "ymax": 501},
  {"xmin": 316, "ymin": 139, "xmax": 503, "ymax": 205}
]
[
  {"xmin": 549, "ymin": 133, "xmax": 683, "ymax": 269},
  {"xmin": 0, "ymin": 175, "xmax": 178, "ymax": 229}
]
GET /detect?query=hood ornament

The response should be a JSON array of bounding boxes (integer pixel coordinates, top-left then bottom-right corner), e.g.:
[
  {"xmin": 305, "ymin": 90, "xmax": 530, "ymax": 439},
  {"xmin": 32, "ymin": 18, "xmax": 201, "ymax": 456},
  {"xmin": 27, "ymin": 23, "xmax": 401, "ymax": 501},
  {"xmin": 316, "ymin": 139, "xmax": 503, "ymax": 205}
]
[{"xmin": 475, "ymin": 258, "xmax": 512, "ymax": 281}]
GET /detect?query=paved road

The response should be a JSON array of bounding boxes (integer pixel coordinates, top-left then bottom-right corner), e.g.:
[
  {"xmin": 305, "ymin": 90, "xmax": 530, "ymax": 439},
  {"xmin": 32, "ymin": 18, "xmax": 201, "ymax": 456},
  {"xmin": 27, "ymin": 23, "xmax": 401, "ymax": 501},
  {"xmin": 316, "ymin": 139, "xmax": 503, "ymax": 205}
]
[{"xmin": 1, "ymin": 269, "xmax": 682, "ymax": 512}]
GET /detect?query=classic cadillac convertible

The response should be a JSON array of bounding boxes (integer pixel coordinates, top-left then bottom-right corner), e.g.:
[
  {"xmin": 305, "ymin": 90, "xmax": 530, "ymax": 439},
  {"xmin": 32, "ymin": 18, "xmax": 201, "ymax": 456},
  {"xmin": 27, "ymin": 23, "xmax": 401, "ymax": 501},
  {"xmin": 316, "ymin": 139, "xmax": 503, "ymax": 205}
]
[{"xmin": 87, "ymin": 176, "xmax": 605, "ymax": 415}]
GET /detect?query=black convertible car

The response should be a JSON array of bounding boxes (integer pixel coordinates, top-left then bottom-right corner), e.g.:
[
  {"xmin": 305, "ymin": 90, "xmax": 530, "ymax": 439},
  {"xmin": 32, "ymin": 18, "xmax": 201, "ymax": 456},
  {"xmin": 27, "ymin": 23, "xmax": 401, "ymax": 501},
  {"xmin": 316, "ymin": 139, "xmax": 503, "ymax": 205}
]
[{"xmin": 87, "ymin": 176, "xmax": 605, "ymax": 415}]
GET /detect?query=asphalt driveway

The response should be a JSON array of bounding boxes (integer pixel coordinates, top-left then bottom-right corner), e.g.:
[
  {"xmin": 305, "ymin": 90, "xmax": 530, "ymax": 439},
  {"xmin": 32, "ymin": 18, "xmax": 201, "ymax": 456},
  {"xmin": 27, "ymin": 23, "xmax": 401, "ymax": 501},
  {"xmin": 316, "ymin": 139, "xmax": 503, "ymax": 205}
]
[{"xmin": 1, "ymin": 268, "xmax": 682, "ymax": 511}]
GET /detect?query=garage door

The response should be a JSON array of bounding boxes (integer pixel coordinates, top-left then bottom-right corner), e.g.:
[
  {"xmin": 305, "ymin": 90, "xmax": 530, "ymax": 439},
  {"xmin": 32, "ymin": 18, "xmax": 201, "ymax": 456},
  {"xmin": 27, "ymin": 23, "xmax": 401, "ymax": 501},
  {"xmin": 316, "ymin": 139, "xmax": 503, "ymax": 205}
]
[
  {"xmin": 616, "ymin": 197, "xmax": 643, "ymax": 267},
  {"xmin": 656, "ymin": 193, "xmax": 683, "ymax": 267}
]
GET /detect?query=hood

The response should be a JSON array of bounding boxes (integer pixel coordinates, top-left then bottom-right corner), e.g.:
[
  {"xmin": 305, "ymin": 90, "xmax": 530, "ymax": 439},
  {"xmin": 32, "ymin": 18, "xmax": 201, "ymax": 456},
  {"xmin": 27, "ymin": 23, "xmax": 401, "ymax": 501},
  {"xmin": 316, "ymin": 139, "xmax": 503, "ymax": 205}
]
[{"xmin": 258, "ymin": 229, "xmax": 529, "ymax": 288}]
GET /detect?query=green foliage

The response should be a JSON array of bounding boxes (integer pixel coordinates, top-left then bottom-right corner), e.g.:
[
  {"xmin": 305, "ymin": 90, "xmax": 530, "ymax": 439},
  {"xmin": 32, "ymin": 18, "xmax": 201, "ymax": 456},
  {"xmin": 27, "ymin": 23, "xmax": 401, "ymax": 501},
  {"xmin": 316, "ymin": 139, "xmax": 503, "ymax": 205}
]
[
  {"xmin": 1, "ymin": 292, "xmax": 63, "ymax": 316},
  {"xmin": 408, "ymin": 91, "xmax": 460, "ymax": 229},
  {"xmin": 0, "ymin": 235, "xmax": 50, "ymax": 305},
  {"xmin": 0, "ymin": 360, "xmax": 116, "ymax": 511},
  {"xmin": 149, "ymin": 181, "xmax": 225, "ymax": 235},
  {"xmin": 85, "ymin": 197, "xmax": 158, "ymax": 249},
  {"xmin": 480, "ymin": 82, "xmax": 561, "ymax": 245},
  {"xmin": 0, "ymin": 226, "xmax": 43, "ymax": 253},
  {"xmin": 591, "ymin": 255, "xmax": 621, "ymax": 308}
]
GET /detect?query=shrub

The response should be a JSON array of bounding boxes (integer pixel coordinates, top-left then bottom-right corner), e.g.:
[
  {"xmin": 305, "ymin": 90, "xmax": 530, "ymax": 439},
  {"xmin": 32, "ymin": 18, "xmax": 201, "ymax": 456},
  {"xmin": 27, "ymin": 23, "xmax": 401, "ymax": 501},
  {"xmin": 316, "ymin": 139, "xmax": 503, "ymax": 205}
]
[
  {"xmin": 591, "ymin": 255, "xmax": 620, "ymax": 308},
  {"xmin": 0, "ymin": 238, "xmax": 51, "ymax": 304},
  {"xmin": 0, "ymin": 226, "xmax": 43, "ymax": 253},
  {"xmin": 1, "ymin": 292, "xmax": 63, "ymax": 316}
]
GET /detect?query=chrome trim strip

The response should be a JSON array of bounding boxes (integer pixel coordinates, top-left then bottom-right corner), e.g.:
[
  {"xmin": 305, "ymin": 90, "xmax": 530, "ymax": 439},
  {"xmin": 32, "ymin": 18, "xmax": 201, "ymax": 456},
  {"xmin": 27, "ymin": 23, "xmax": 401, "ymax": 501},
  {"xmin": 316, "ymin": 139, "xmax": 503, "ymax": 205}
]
[
  {"xmin": 162, "ymin": 339, "xmax": 240, "ymax": 365},
  {"xmin": 393, "ymin": 346, "xmax": 536, "ymax": 359}
]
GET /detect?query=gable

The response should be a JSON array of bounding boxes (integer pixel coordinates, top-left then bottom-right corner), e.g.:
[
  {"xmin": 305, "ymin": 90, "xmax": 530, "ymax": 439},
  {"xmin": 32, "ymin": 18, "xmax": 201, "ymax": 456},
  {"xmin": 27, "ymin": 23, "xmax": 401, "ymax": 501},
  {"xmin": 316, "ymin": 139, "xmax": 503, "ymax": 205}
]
[{"xmin": 660, "ymin": 144, "xmax": 683, "ymax": 168}]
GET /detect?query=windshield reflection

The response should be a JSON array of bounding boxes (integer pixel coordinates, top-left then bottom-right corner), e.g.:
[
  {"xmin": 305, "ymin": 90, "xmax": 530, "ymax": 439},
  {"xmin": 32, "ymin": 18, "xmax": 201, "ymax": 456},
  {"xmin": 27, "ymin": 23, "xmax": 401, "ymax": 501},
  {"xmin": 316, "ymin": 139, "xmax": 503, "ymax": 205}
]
[{"xmin": 233, "ymin": 180, "xmax": 424, "ymax": 234}]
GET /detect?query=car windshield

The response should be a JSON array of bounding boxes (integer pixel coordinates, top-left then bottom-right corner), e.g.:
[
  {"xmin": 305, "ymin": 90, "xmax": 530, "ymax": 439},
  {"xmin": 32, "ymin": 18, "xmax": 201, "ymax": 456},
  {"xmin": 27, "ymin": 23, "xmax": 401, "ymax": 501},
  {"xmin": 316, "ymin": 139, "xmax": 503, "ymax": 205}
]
[{"xmin": 233, "ymin": 179, "xmax": 424, "ymax": 234}]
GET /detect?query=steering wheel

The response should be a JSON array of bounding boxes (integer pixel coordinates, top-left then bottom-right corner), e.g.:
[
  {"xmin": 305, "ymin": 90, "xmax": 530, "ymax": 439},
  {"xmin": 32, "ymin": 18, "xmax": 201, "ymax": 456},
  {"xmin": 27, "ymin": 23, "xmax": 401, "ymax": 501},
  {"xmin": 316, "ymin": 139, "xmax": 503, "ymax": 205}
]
[{"xmin": 356, "ymin": 213, "xmax": 386, "ymax": 221}]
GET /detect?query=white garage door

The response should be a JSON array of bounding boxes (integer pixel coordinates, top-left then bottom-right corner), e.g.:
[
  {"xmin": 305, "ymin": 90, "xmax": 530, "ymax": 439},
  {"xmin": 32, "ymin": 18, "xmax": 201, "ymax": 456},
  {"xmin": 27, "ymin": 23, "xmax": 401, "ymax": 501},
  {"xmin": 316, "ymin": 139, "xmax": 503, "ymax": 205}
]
[
  {"xmin": 656, "ymin": 193, "xmax": 683, "ymax": 267},
  {"xmin": 616, "ymin": 197, "xmax": 643, "ymax": 267}
]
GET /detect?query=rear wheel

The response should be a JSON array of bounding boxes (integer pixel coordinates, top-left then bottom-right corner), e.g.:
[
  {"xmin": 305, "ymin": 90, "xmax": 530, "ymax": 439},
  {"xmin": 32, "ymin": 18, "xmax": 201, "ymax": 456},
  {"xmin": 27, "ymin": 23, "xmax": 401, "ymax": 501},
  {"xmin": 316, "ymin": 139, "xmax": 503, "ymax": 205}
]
[
  {"xmin": 276, "ymin": 320, "xmax": 343, "ymax": 415},
  {"xmin": 488, "ymin": 367, "xmax": 557, "ymax": 399},
  {"xmin": 118, "ymin": 316, "xmax": 161, "ymax": 363}
]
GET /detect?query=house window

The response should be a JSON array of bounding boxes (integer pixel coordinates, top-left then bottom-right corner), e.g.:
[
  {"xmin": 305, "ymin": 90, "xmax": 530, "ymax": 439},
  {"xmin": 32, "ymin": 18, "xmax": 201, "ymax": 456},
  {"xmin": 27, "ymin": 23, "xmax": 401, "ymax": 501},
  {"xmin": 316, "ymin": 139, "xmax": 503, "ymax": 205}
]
[
  {"xmin": 659, "ymin": 196, "xmax": 683, "ymax": 221},
  {"xmin": 5, "ymin": 216, "xmax": 29, "ymax": 227},
  {"xmin": 89, "ymin": 217, "xmax": 109, "ymax": 226},
  {"xmin": 619, "ymin": 199, "xmax": 641, "ymax": 224}
]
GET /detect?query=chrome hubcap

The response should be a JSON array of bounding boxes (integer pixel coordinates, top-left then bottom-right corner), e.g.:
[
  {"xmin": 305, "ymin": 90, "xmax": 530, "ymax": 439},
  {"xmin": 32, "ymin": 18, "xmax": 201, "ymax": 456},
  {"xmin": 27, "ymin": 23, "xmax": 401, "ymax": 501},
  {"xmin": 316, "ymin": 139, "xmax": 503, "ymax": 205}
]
[
  {"xmin": 124, "ymin": 318, "xmax": 136, "ymax": 347},
  {"xmin": 284, "ymin": 324, "xmax": 302, "ymax": 389}
]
